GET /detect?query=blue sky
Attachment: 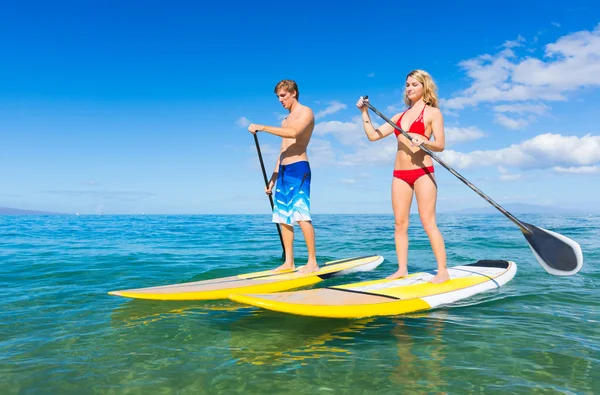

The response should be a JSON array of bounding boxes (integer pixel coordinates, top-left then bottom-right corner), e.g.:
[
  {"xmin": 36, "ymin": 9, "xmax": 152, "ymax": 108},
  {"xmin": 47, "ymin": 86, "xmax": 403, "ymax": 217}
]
[{"xmin": 1, "ymin": 1, "xmax": 599, "ymax": 214}]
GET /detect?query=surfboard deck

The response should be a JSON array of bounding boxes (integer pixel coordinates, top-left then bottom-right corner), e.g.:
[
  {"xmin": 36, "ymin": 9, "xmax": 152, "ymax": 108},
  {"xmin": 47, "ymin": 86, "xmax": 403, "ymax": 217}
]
[
  {"xmin": 229, "ymin": 260, "xmax": 517, "ymax": 318},
  {"xmin": 108, "ymin": 255, "xmax": 384, "ymax": 301}
]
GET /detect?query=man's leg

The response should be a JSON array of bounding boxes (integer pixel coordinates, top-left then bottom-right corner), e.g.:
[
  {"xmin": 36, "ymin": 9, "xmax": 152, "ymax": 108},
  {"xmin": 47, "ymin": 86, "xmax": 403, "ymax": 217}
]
[
  {"xmin": 273, "ymin": 223, "xmax": 295, "ymax": 271},
  {"xmin": 297, "ymin": 220, "xmax": 318, "ymax": 274}
]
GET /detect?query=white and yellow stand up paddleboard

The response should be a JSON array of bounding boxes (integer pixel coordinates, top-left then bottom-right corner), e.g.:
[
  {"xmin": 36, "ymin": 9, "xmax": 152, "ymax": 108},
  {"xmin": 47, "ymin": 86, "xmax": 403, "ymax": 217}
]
[
  {"xmin": 230, "ymin": 260, "xmax": 517, "ymax": 318},
  {"xmin": 108, "ymin": 255, "xmax": 383, "ymax": 301}
]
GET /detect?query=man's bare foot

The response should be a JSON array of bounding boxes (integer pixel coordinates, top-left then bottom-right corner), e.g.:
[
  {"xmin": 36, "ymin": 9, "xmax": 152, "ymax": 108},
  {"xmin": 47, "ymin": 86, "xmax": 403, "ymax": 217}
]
[
  {"xmin": 297, "ymin": 263, "xmax": 319, "ymax": 275},
  {"xmin": 430, "ymin": 269, "xmax": 450, "ymax": 284},
  {"xmin": 273, "ymin": 262, "xmax": 294, "ymax": 272},
  {"xmin": 386, "ymin": 269, "xmax": 408, "ymax": 280}
]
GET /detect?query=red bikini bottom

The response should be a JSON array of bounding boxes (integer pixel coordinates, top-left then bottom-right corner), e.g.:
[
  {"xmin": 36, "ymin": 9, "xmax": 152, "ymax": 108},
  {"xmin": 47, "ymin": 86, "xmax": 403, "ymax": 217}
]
[{"xmin": 393, "ymin": 166, "xmax": 435, "ymax": 187}]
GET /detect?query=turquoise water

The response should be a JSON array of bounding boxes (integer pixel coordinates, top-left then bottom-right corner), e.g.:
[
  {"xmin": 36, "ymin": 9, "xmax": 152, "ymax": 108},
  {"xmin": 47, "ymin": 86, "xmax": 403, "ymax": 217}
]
[{"xmin": 1, "ymin": 214, "xmax": 598, "ymax": 394}]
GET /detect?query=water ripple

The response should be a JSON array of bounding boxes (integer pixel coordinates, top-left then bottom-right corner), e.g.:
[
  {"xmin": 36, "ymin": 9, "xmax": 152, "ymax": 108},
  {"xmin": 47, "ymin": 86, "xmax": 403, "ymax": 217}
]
[{"xmin": 0, "ymin": 214, "xmax": 598, "ymax": 394}]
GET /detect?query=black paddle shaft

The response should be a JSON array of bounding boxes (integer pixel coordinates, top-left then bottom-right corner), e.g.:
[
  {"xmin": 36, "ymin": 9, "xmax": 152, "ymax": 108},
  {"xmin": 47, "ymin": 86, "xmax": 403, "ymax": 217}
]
[
  {"xmin": 362, "ymin": 97, "xmax": 531, "ymax": 235},
  {"xmin": 253, "ymin": 133, "xmax": 286, "ymax": 255}
]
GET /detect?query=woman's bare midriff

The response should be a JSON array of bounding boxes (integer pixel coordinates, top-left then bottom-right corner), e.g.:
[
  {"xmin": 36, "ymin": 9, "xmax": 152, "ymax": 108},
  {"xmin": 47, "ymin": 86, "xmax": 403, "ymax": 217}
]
[{"xmin": 394, "ymin": 133, "xmax": 434, "ymax": 170}]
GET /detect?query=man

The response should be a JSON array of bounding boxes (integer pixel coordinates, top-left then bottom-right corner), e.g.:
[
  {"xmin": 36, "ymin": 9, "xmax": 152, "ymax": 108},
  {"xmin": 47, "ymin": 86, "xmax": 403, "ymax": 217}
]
[{"xmin": 248, "ymin": 80, "xmax": 318, "ymax": 274}]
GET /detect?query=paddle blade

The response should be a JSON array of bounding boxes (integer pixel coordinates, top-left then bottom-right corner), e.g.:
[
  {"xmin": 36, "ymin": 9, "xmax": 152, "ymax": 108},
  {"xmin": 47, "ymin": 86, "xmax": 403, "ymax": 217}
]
[{"xmin": 522, "ymin": 223, "xmax": 583, "ymax": 276}]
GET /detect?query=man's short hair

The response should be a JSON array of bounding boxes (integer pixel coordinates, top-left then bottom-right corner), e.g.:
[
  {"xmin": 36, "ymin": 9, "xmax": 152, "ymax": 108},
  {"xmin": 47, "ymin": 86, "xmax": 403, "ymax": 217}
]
[{"xmin": 274, "ymin": 80, "xmax": 299, "ymax": 100}]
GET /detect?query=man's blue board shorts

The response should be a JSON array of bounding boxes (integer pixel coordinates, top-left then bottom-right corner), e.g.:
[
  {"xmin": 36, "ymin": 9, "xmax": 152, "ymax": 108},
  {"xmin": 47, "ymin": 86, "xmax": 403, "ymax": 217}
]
[{"xmin": 272, "ymin": 161, "xmax": 311, "ymax": 225}]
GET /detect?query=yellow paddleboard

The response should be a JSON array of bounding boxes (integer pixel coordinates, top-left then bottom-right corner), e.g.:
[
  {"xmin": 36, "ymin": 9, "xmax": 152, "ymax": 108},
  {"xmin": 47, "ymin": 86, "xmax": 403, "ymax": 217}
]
[
  {"xmin": 108, "ymin": 255, "xmax": 383, "ymax": 301},
  {"xmin": 230, "ymin": 260, "xmax": 517, "ymax": 319}
]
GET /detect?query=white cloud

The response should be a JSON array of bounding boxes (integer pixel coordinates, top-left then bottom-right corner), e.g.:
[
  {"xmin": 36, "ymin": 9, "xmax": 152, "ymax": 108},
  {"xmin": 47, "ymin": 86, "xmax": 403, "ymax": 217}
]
[
  {"xmin": 367, "ymin": 73, "xmax": 375, "ymax": 77},
  {"xmin": 315, "ymin": 101, "xmax": 347, "ymax": 120},
  {"xmin": 445, "ymin": 126, "xmax": 486, "ymax": 144},
  {"xmin": 502, "ymin": 35, "xmax": 526, "ymax": 49},
  {"xmin": 493, "ymin": 103, "xmax": 549, "ymax": 130},
  {"xmin": 313, "ymin": 116, "xmax": 395, "ymax": 166},
  {"xmin": 513, "ymin": 29, "xmax": 600, "ymax": 87},
  {"xmin": 308, "ymin": 138, "xmax": 337, "ymax": 168},
  {"xmin": 314, "ymin": 116, "xmax": 373, "ymax": 146},
  {"xmin": 439, "ymin": 133, "xmax": 600, "ymax": 170},
  {"xmin": 551, "ymin": 22, "xmax": 561, "ymax": 28},
  {"xmin": 494, "ymin": 114, "xmax": 533, "ymax": 130},
  {"xmin": 386, "ymin": 103, "xmax": 406, "ymax": 113},
  {"xmin": 553, "ymin": 165, "xmax": 599, "ymax": 174},
  {"xmin": 497, "ymin": 166, "xmax": 521, "ymax": 181},
  {"xmin": 444, "ymin": 23, "xmax": 600, "ymax": 111},
  {"xmin": 340, "ymin": 179, "xmax": 356, "ymax": 184},
  {"xmin": 338, "ymin": 138, "xmax": 398, "ymax": 167},
  {"xmin": 499, "ymin": 173, "xmax": 522, "ymax": 181},
  {"xmin": 493, "ymin": 102, "xmax": 550, "ymax": 115},
  {"xmin": 236, "ymin": 116, "xmax": 251, "ymax": 127}
]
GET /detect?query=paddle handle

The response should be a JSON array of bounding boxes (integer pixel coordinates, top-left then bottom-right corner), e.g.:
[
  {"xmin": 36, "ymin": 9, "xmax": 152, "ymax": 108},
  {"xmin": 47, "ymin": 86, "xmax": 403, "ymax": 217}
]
[
  {"xmin": 253, "ymin": 133, "xmax": 286, "ymax": 254},
  {"xmin": 362, "ymin": 96, "xmax": 531, "ymax": 234}
]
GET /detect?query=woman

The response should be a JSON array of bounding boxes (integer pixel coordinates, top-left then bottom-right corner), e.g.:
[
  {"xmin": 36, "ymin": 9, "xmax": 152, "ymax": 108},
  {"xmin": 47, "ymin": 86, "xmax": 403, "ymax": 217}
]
[{"xmin": 356, "ymin": 69, "xmax": 450, "ymax": 283}]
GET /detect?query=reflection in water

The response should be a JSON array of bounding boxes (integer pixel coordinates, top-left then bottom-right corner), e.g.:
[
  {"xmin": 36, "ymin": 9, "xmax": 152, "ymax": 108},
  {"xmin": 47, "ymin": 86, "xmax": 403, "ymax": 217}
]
[
  {"xmin": 225, "ymin": 309, "xmax": 456, "ymax": 393},
  {"xmin": 228, "ymin": 313, "xmax": 375, "ymax": 365},
  {"xmin": 110, "ymin": 299, "xmax": 248, "ymax": 328},
  {"xmin": 227, "ymin": 308, "xmax": 452, "ymax": 372},
  {"xmin": 390, "ymin": 311, "xmax": 449, "ymax": 394}
]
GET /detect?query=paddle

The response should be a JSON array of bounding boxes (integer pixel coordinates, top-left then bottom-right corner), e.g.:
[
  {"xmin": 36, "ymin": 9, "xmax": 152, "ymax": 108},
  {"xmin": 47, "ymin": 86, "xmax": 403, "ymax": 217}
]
[
  {"xmin": 253, "ymin": 133, "xmax": 286, "ymax": 260},
  {"xmin": 362, "ymin": 97, "xmax": 583, "ymax": 276}
]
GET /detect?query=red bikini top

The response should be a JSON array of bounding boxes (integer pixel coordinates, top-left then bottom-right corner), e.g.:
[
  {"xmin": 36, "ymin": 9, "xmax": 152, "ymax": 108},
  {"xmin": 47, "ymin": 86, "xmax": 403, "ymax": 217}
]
[{"xmin": 395, "ymin": 105, "xmax": 427, "ymax": 137}]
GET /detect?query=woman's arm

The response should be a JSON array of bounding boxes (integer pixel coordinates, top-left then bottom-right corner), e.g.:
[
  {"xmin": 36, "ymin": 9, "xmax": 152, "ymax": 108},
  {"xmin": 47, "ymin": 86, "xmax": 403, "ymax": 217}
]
[
  {"xmin": 357, "ymin": 97, "xmax": 398, "ymax": 141},
  {"xmin": 421, "ymin": 108, "xmax": 445, "ymax": 152}
]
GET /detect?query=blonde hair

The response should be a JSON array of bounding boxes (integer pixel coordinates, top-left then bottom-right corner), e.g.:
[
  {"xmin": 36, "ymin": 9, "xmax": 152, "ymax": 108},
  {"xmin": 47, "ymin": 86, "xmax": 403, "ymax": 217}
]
[
  {"xmin": 274, "ymin": 79, "xmax": 299, "ymax": 100},
  {"xmin": 404, "ymin": 70, "xmax": 439, "ymax": 108}
]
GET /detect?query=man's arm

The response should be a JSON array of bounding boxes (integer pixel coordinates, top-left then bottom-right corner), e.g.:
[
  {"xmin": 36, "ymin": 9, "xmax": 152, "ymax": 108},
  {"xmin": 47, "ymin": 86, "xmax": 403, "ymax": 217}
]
[
  {"xmin": 265, "ymin": 143, "xmax": 283, "ymax": 194},
  {"xmin": 270, "ymin": 146, "xmax": 282, "ymax": 184},
  {"xmin": 249, "ymin": 107, "xmax": 314, "ymax": 139}
]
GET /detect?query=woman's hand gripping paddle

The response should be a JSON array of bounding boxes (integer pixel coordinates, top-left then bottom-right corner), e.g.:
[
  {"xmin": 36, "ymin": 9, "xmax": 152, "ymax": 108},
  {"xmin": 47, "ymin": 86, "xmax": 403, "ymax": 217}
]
[{"xmin": 362, "ymin": 96, "xmax": 583, "ymax": 276}]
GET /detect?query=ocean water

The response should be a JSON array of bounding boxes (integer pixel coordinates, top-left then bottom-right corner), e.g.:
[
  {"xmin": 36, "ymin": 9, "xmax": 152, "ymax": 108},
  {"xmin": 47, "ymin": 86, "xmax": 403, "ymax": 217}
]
[{"xmin": 1, "ymin": 214, "xmax": 598, "ymax": 394}]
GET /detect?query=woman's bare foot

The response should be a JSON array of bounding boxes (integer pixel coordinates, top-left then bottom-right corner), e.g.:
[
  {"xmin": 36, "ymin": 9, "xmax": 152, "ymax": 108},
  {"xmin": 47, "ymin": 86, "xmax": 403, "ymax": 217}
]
[
  {"xmin": 430, "ymin": 269, "xmax": 450, "ymax": 284},
  {"xmin": 297, "ymin": 261, "xmax": 319, "ymax": 275},
  {"xmin": 273, "ymin": 262, "xmax": 294, "ymax": 272},
  {"xmin": 386, "ymin": 269, "xmax": 408, "ymax": 280}
]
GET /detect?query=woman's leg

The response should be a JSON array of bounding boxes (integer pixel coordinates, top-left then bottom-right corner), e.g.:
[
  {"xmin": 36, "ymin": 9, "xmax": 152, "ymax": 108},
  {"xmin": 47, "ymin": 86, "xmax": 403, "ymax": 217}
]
[
  {"xmin": 414, "ymin": 174, "xmax": 449, "ymax": 283},
  {"xmin": 388, "ymin": 177, "xmax": 414, "ymax": 280}
]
